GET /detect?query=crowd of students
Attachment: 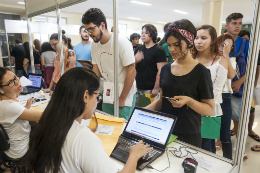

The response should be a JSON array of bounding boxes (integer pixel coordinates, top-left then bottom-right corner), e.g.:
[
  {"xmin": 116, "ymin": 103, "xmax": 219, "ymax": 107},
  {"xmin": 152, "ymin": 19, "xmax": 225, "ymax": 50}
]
[{"xmin": 0, "ymin": 7, "xmax": 259, "ymax": 173}]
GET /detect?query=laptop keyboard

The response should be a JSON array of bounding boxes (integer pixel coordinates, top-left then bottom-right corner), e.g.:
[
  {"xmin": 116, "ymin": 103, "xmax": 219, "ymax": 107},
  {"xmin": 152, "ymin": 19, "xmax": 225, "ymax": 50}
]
[{"xmin": 117, "ymin": 137, "xmax": 161, "ymax": 160}]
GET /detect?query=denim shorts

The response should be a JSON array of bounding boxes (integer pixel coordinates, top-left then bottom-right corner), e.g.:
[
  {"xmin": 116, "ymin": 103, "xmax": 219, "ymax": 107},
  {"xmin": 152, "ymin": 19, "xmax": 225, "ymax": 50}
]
[{"xmin": 231, "ymin": 95, "xmax": 242, "ymax": 121}]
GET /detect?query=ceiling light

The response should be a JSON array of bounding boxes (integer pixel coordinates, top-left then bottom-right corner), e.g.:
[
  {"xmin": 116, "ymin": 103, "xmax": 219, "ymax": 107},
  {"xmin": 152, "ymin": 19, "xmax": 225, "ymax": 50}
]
[
  {"xmin": 17, "ymin": 2, "xmax": 25, "ymax": 4},
  {"xmin": 158, "ymin": 21, "xmax": 166, "ymax": 24},
  {"xmin": 173, "ymin": 10, "xmax": 188, "ymax": 14},
  {"xmin": 130, "ymin": 1, "xmax": 152, "ymax": 6},
  {"xmin": 127, "ymin": 17, "xmax": 142, "ymax": 20},
  {"xmin": 222, "ymin": 21, "xmax": 226, "ymax": 23}
]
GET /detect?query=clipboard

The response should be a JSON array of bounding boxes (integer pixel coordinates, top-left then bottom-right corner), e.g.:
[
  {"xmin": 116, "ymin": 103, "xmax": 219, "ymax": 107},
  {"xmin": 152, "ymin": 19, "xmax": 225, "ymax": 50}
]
[
  {"xmin": 88, "ymin": 113, "xmax": 125, "ymax": 156},
  {"xmin": 201, "ymin": 117, "xmax": 221, "ymax": 139},
  {"xmin": 77, "ymin": 60, "xmax": 93, "ymax": 69}
]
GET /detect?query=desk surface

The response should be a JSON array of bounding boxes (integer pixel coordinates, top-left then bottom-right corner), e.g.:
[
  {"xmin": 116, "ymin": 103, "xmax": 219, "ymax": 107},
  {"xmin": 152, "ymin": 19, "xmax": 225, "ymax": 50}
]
[{"xmin": 110, "ymin": 141, "xmax": 234, "ymax": 173}]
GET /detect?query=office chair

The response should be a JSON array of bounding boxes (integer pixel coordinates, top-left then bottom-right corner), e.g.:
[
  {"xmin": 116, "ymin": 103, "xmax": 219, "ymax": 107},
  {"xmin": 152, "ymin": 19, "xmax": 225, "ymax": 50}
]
[{"xmin": 0, "ymin": 124, "xmax": 26, "ymax": 173}]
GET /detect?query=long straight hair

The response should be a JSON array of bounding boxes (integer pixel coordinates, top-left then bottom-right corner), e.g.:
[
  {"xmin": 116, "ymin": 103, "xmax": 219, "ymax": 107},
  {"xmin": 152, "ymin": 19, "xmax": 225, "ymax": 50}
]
[{"xmin": 27, "ymin": 68, "xmax": 99, "ymax": 173}]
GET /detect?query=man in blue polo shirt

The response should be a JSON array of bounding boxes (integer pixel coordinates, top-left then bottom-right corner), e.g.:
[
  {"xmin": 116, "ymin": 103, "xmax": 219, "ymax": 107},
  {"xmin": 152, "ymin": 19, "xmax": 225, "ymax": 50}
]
[{"xmin": 73, "ymin": 25, "xmax": 92, "ymax": 67}]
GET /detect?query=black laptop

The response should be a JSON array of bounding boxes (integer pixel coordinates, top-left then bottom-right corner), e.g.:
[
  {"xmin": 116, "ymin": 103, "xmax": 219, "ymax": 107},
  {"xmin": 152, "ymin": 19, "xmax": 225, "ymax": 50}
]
[
  {"xmin": 20, "ymin": 74, "xmax": 42, "ymax": 95},
  {"xmin": 111, "ymin": 107, "xmax": 177, "ymax": 170}
]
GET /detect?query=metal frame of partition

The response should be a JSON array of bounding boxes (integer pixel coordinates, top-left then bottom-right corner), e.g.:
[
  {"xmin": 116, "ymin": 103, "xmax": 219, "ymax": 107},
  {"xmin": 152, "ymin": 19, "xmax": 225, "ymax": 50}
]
[{"xmin": 20, "ymin": 0, "xmax": 260, "ymax": 172}]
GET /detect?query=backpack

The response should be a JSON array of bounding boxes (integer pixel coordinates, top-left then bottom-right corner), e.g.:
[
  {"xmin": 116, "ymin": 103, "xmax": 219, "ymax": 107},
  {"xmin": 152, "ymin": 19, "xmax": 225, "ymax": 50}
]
[{"xmin": 232, "ymin": 38, "xmax": 248, "ymax": 97}]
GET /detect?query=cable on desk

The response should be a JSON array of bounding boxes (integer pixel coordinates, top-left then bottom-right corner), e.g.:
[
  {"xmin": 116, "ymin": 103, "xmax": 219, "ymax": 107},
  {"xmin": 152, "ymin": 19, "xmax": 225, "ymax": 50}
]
[
  {"xmin": 168, "ymin": 146, "xmax": 198, "ymax": 161},
  {"xmin": 147, "ymin": 148, "xmax": 170, "ymax": 172}
]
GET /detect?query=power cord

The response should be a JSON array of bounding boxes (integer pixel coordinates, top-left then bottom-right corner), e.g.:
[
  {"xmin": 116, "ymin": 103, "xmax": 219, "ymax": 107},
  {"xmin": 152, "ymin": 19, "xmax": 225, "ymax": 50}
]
[
  {"xmin": 168, "ymin": 146, "xmax": 198, "ymax": 161},
  {"xmin": 147, "ymin": 148, "xmax": 170, "ymax": 172}
]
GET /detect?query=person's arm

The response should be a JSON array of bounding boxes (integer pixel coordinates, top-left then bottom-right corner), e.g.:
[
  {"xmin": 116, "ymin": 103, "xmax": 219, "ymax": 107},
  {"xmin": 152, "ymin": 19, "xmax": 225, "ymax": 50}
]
[
  {"xmin": 41, "ymin": 57, "xmax": 45, "ymax": 67},
  {"xmin": 151, "ymin": 62, "xmax": 166, "ymax": 98},
  {"xmin": 145, "ymin": 90, "xmax": 163, "ymax": 111},
  {"xmin": 231, "ymin": 74, "xmax": 245, "ymax": 93},
  {"xmin": 168, "ymin": 97, "xmax": 215, "ymax": 116},
  {"xmin": 92, "ymin": 64, "xmax": 101, "ymax": 78},
  {"xmin": 255, "ymin": 65, "xmax": 260, "ymax": 87},
  {"xmin": 119, "ymin": 63, "xmax": 136, "ymax": 107},
  {"xmin": 134, "ymin": 50, "xmax": 143, "ymax": 64},
  {"xmin": 222, "ymin": 40, "xmax": 236, "ymax": 79},
  {"xmin": 18, "ymin": 109, "xmax": 42, "ymax": 121}
]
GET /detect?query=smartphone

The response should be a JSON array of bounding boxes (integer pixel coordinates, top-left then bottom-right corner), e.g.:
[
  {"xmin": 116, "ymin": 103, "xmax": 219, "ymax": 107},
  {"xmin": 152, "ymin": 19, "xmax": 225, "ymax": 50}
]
[{"xmin": 162, "ymin": 96, "xmax": 179, "ymax": 101}]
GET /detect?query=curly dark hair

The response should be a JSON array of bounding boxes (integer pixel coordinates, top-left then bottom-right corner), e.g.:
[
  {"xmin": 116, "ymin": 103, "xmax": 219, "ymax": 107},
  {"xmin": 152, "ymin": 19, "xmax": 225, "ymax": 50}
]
[
  {"xmin": 41, "ymin": 42, "xmax": 54, "ymax": 53},
  {"xmin": 142, "ymin": 24, "xmax": 157, "ymax": 43},
  {"xmin": 192, "ymin": 25, "xmax": 219, "ymax": 59},
  {"xmin": 82, "ymin": 8, "xmax": 107, "ymax": 29},
  {"xmin": 130, "ymin": 33, "xmax": 141, "ymax": 42},
  {"xmin": 163, "ymin": 22, "xmax": 171, "ymax": 33},
  {"xmin": 239, "ymin": 30, "xmax": 250, "ymax": 39},
  {"xmin": 165, "ymin": 19, "xmax": 196, "ymax": 58},
  {"xmin": 226, "ymin": 13, "xmax": 243, "ymax": 24},
  {"xmin": 217, "ymin": 34, "xmax": 236, "ymax": 55}
]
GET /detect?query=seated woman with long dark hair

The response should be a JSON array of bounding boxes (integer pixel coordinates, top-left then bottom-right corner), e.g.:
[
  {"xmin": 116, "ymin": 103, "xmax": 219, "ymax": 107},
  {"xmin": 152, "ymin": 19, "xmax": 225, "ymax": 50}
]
[{"xmin": 27, "ymin": 67, "xmax": 152, "ymax": 173}]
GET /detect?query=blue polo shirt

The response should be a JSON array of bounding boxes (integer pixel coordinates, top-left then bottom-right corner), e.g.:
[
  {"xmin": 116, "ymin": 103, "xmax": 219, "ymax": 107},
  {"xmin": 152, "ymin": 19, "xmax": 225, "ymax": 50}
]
[
  {"xmin": 73, "ymin": 42, "xmax": 92, "ymax": 67},
  {"xmin": 230, "ymin": 36, "xmax": 250, "ymax": 61}
]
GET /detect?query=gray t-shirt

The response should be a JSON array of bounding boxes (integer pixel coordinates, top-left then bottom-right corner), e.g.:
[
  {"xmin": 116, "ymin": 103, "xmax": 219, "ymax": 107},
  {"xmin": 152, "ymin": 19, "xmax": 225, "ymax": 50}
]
[{"xmin": 41, "ymin": 51, "xmax": 56, "ymax": 67}]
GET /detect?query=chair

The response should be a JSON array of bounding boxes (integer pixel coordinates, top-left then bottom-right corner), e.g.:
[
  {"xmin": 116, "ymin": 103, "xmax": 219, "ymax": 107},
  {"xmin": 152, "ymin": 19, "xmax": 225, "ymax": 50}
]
[{"xmin": 0, "ymin": 124, "xmax": 27, "ymax": 173}]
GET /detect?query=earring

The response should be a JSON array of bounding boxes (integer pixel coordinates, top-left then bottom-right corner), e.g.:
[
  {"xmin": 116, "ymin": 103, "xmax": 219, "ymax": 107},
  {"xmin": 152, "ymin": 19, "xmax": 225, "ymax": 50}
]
[{"xmin": 0, "ymin": 91, "xmax": 4, "ymax": 94}]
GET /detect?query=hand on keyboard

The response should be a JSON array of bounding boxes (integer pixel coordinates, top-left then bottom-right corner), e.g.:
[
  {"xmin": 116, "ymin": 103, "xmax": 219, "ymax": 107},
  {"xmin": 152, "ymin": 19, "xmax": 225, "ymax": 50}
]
[{"xmin": 129, "ymin": 140, "xmax": 153, "ymax": 160}]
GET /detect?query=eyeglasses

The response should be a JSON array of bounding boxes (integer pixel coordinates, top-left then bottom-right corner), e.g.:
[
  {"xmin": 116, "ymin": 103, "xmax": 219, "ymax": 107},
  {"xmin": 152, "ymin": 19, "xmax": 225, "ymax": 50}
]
[
  {"xmin": 84, "ymin": 25, "xmax": 98, "ymax": 34},
  {"xmin": 0, "ymin": 75, "xmax": 19, "ymax": 88},
  {"xmin": 51, "ymin": 42, "xmax": 59, "ymax": 48},
  {"xmin": 94, "ymin": 92, "xmax": 102, "ymax": 103},
  {"xmin": 220, "ymin": 43, "xmax": 233, "ymax": 50}
]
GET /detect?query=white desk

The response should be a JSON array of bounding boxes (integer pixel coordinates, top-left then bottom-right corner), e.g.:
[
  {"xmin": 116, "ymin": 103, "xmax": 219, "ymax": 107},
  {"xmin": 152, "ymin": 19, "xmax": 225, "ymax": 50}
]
[{"xmin": 111, "ymin": 140, "xmax": 236, "ymax": 173}]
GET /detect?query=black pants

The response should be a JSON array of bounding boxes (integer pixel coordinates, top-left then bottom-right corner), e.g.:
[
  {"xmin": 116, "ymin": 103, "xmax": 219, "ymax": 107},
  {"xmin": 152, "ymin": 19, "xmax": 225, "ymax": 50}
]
[{"xmin": 174, "ymin": 132, "xmax": 202, "ymax": 148}]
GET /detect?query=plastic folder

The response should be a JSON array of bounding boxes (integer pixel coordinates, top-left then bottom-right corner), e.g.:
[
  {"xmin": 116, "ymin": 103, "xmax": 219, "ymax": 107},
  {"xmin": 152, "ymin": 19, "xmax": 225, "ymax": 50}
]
[
  {"xmin": 201, "ymin": 117, "xmax": 221, "ymax": 139},
  {"xmin": 88, "ymin": 113, "xmax": 125, "ymax": 156}
]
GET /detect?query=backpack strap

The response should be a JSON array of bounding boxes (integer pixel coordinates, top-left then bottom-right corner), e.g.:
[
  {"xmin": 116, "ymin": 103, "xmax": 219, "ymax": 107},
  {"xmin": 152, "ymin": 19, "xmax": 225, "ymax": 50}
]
[{"xmin": 238, "ymin": 38, "xmax": 248, "ymax": 54}]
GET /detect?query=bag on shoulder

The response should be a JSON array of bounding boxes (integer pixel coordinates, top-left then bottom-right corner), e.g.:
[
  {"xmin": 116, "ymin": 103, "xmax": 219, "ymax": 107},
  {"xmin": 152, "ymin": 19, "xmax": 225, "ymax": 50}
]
[{"xmin": 232, "ymin": 38, "xmax": 248, "ymax": 97}]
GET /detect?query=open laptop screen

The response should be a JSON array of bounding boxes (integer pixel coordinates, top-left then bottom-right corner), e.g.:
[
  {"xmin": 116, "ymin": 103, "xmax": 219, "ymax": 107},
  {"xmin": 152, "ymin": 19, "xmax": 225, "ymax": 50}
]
[
  {"xmin": 28, "ymin": 75, "xmax": 42, "ymax": 88},
  {"xmin": 125, "ymin": 108, "xmax": 175, "ymax": 146}
]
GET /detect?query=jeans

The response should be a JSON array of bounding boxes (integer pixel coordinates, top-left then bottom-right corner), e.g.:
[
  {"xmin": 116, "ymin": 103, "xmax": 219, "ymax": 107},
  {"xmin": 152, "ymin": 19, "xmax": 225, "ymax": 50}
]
[
  {"xmin": 231, "ymin": 95, "xmax": 242, "ymax": 121},
  {"xmin": 202, "ymin": 138, "xmax": 216, "ymax": 153},
  {"xmin": 220, "ymin": 93, "xmax": 233, "ymax": 160}
]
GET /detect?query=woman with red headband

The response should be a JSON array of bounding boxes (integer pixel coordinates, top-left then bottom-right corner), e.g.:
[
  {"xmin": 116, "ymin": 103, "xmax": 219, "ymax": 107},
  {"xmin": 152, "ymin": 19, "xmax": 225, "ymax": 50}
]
[{"xmin": 146, "ymin": 19, "xmax": 214, "ymax": 147}]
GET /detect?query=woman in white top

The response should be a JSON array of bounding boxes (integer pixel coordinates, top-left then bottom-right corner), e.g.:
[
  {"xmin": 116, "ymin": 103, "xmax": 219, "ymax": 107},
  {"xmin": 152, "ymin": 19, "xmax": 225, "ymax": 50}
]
[
  {"xmin": 27, "ymin": 67, "xmax": 152, "ymax": 173},
  {"xmin": 215, "ymin": 34, "xmax": 236, "ymax": 160},
  {"xmin": 0, "ymin": 67, "xmax": 42, "ymax": 160},
  {"xmin": 193, "ymin": 25, "xmax": 228, "ymax": 153}
]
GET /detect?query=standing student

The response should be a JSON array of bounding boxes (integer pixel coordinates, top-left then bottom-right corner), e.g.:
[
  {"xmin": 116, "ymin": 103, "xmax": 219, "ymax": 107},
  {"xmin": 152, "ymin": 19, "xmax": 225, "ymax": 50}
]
[
  {"xmin": 82, "ymin": 8, "xmax": 136, "ymax": 120},
  {"xmin": 0, "ymin": 67, "xmax": 42, "ymax": 160},
  {"xmin": 44, "ymin": 33, "xmax": 76, "ymax": 94},
  {"xmin": 134, "ymin": 24, "xmax": 166, "ymax": 106},
  {"xmin": 146, "ymin": 19, "xmax": 215, "ymax": 147},
  {"xmin": 27, "ymin": 68, "xmax": 152, "ymax": 173},
  {"xmin": 193, "ymin": 25, "xmax": 228, "ymax": 153},
  {"xmin": 10, "ymin": 39, "xmax": 25, "ymax": 77},
  {"xmin": 160, "ymin": 22, "xmax": 174, "ymax": 62},
  {"xmin": 225, "ymin": 12, "xmax": 249, "ymax": 161},
  {"xmin": 23, "ymin": 42, "xmax": 42, "ymax": 74},
  {"xmin": 73, "ymin": 25, "xmax": 92, "ymax": 67},
  {"xmin": 41, "ymin": 42, "xmax": 56, "ymax": 88},
  {"xmin": 215, "ymin": 34, "xmax": 236, "ymax": 159},
  {"xmin": 130, "ymin": 33, "xmax": 141, "ymax": 51}
]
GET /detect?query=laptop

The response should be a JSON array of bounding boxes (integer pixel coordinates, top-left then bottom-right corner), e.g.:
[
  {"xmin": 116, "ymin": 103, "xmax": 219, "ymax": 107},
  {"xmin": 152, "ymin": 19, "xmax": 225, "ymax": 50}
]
[
  {"xmin": 20, "ymin": 74, "xmax": 42, "ymax": 95},
  {"xmin": 111, "ymin": 107, "xmax": 177, "ymax": 170}
]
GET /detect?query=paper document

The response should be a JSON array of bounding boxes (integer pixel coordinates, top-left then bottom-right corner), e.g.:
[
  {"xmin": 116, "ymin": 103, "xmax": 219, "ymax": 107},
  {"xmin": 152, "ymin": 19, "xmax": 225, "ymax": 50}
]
[
  {"xmin": 193, "ymin": 154, "xmax": 219, "ymax": 172},
  {"xmin": 103, "ymin": 82, "xmax": 135, "ymax": 107},
  {"xmin": 95, "ymin": 124, "xmax": 115, "ymax": 136},
  {"xmin": 20, "ymin": 76, "xmax": 32, "ymax": 87}
]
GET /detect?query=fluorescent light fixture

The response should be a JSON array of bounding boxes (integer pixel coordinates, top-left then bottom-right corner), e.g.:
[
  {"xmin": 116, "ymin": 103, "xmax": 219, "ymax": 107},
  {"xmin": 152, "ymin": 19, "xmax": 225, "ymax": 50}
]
[
  {"xmin": 17, "ymin": 2, "xmax": 25, "ymax": 4},
  {"xmin": 173, "ymin": 10, "xmax": 188, "ymax": 14},
  {"xmin": 130, "ymin": 0, "xmax": 152, "ymax": 6},
  {"xmin": 222, "ymin": 21, "xmax": 226, "ymax": 23},
  {"xmin": 158, "ymin": 21, "xmax": 166, "ymax": 24},
  {"xmin": 127, "ymin": 17, "xmax": 142, "ymax": 20}
]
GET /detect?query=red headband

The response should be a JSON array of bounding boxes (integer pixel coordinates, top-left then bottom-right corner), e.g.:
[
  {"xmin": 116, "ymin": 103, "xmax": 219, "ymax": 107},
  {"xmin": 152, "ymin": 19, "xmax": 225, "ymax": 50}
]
[{"xmin": 166, "ymin": 27, "xmax": 194, "ymax": 44}]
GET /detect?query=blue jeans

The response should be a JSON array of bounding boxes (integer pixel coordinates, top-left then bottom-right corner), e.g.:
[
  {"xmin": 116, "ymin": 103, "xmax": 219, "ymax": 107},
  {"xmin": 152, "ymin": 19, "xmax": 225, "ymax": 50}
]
[
  {"xmin": 220, "ymin": 93, "xmax": 233, "ymax": 160},
  {"xmin": 231, "ymin": 95, "xmax": 242, "ymax": 121},
  {"xmin": 202, "ymin": 138, "xmax": 216, "ymax": 153}
]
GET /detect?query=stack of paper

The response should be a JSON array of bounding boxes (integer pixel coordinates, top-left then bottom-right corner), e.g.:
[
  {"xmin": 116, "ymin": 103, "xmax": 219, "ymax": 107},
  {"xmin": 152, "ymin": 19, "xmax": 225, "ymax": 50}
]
[{"xmin": 20, "ymin": 76, "xmax": 32, "ymax": 87}]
